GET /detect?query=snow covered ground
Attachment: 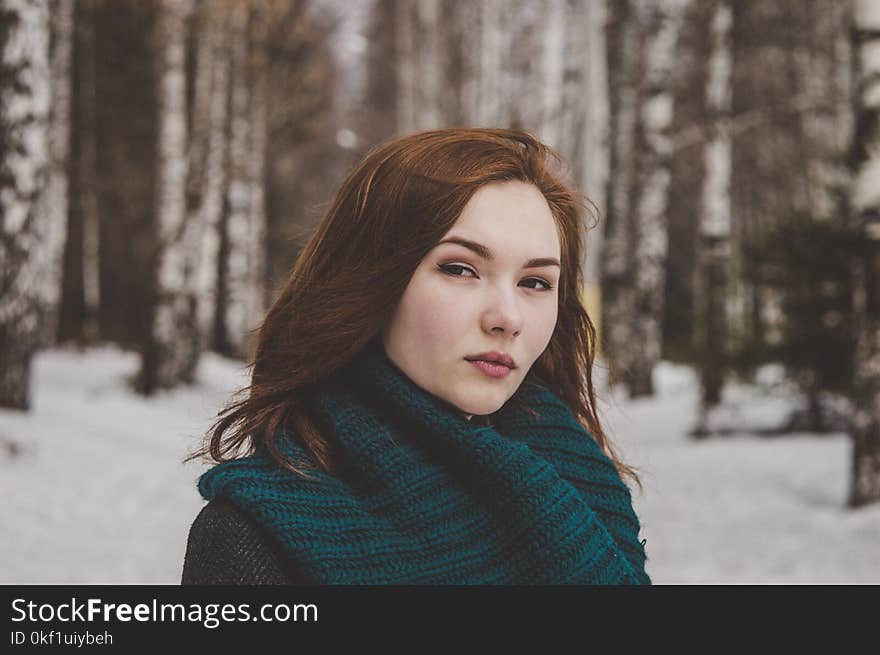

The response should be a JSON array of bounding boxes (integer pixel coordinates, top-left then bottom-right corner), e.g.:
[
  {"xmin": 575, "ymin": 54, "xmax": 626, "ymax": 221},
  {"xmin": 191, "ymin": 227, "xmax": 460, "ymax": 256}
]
[{"xmin": 1, "ymin": 347, "xmax": 877, "ymax": 584}]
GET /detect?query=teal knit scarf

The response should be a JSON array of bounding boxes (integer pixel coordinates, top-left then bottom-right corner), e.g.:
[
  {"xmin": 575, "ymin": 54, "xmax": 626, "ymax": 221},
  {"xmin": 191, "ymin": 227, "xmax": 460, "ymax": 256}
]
[{"xmin": 198, "ymin": 343, "xmax": 651, "ymax": 585}]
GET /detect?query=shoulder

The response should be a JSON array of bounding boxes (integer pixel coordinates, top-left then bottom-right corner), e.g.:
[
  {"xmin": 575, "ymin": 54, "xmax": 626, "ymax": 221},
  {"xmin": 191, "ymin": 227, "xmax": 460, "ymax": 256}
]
[{"xmin": 181, "ymin": 497, "xmax": 309, "ymax": 585}]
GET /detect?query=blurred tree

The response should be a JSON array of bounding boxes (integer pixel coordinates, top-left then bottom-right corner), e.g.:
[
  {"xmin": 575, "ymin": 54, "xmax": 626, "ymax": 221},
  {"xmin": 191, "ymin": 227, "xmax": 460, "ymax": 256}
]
[
  {"xmin": 849, "ymin": 0, "xmax": 880, "ymax": 507},
  {"xmin": 263, "ymin": 0, "xmax": 338, "ymax": 296},
  {"xmin": 692, "ymin": 0, "xmax": 732, "ymax": 436},
  {"xmin": 728, "ymin": 0, "xmax": 852, "ymax": 366},
  {"xmin": 213, "ymin": 0, "xmax": 266, "ymax": 359},
  {"xmin": 569, "ymin": 0, "xmax": 609, "ymax": 336},
  {"xmin": 94, "ymin": 0, "xmax": 158, "ymax": 350},
  {"xmin": 396, "ymin": 0, "xmax": 443, "ymax": 132},
  {"xmin": 602, "ymin": 0, "xmax": 684, "ymax": 397},
  {"xmin": 361, "ymin": 0, "xmax": 397, "ymax": 146},
  {"xmin": 188, "ymin": 0, "xmax": 230, "ymax": 357},
  {"xmin": 628, "ymin": 0, "xmax": 686, "ymax": 397},
  {"xmin": 58, "ymin": 0, "xmax": 101, "ymax": 345},
  {"xmin": 52, "ymin": 0, "xmax": 332, "ymax": 389},
  {"xmin": 139, "ymin": 0, "xmax": 194, "ymax": 393},
  {"xmin": 0, "ymin": 0, "xmax": 53, "ymax": 409},
  {"xmin": 602, "ymin": 0, "xmax": 639, "ymax": 391},
  {"xmin": 661, "ymin": 0, "xmax": 710, "ymax": 365},
  {"xmin": 741, "ymin": 211, "xmax": 857, "ymax": 432},
  {"xmin": 664, "ymin": 1, "xmax": 852, "ymax": 376},
  {"xmin": 38, "ymin": 0, "xmax": 73, "ymax": 346},
  {"xmin": 218, "ymin": 0, "xmax": 336, "ymax": 355}
]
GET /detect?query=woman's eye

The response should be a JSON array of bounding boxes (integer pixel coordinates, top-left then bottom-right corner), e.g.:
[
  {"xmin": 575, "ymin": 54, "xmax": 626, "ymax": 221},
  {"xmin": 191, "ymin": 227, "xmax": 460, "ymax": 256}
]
[
  {"xmin": 439, "ymin": 263, "xmax": 477, "ymax": 278},
  {"xmin": 521, "ymin": 278, "xmax": 554, "ymax": 292}
]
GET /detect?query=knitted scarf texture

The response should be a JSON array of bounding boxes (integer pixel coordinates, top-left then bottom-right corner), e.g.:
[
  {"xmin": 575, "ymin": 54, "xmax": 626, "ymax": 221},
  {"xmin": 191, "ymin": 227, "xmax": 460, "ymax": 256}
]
[{"xmin": 198, "ymin": 343, "xmax": 651, "ymax": 585}]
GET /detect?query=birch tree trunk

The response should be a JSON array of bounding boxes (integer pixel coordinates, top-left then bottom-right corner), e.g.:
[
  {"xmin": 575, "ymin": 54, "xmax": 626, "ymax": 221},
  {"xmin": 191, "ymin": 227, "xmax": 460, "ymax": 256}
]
[
  {"xmin": 216, "ymin": 0, "xmax": 252, "ymax": 357},
  {"xmin": 138, "ymin": 0, "xmax": 192, "ymax": 393},
  {"xmin": 194, "ymin": 5, "xmax": 229, "ymax": 345},
  {"xmin": 794, "ymin": 1, "xmax": 853, "ymax": 220},
  {"xmin": 628, "ymin": 0, "xmax": 686, "ymax": 397},
  {"xmin": 58, "ymin": 0, "xmax": 100, "ymax": 344},
  {"xmin": 848, "ymin": 0, "xmax": 880, "ymax": 507},
  {"xmin": 601, "ymin": 0, "xmax": 640, "ymax": 390},
  {"xmin": 178, "ymin": 1, "xmax": 230, "ymax": 371},
  {"xmin": 692, "ymin": 0, "xmax": 732, "ymax": 436},
  {"xmin": 0, "ymin": 0, "xmax": 52, "ymax": 409},
  {"xmin": 581, "ymin": 0, "xmax": 609, "ymax": 341},
  {"xmin": 35, "ymin": 0, "xmax": 73, "ymax": 345},
  {"xmin": 215, "ymin": 2, "xmax": 267, "ymax": 359},
  {"xmin": 247, "ymin": 6, "xmax": 269, "ymax": 328}
]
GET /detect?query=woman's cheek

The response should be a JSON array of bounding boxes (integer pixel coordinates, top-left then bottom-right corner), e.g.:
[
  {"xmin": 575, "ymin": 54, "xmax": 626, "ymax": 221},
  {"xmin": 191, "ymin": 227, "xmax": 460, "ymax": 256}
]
[
  {"xmin": 420, "ymin": 292, "xmax": 466, "ymax": 341},
  {"xmin": 532, "ymin": 303, "xmax": 558, "ymax": 351}
]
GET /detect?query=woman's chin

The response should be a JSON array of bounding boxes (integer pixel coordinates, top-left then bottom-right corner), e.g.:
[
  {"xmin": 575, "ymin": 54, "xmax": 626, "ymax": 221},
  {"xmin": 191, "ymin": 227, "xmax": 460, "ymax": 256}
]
[{"xmin": 451, "ymin": 392, "xmax": 508, "ymax": 417}]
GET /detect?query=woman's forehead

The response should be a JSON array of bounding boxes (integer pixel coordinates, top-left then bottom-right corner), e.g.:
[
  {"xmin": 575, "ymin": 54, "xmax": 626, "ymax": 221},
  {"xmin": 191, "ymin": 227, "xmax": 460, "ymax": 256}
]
[{"xmin": 446, "ymin": 183, "xmax": 561, "ymax": 258}]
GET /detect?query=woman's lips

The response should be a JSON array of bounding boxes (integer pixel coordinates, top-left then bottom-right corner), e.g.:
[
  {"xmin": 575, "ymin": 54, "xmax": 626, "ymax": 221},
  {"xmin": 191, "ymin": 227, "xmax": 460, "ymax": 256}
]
[{"xmin": 468, "ymin": 359, "xmax": 512, "ymax": 379}]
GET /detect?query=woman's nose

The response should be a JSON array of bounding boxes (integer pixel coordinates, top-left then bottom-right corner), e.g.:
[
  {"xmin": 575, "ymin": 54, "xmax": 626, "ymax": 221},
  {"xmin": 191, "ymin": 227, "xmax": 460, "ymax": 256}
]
[{"xmin": 480, "ymin": 286, "xmax": 523, "ymax": 336}]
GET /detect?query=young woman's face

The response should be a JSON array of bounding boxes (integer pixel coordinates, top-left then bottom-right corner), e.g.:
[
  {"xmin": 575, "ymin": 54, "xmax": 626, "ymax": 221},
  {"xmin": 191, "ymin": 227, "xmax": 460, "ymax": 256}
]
[{"xmin": 381, "ymin": 180, "xmax": 561, "ymax": 419}]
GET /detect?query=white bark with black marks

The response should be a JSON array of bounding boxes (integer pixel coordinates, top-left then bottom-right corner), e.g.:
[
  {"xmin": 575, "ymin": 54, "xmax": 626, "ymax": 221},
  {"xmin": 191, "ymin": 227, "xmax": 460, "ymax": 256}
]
[
  {"xmin": 849, "ymin": 0, "xmax": 880, "ymax": 507},
  {"xmin": 0, "ymin": 0, "xmax": 52, "ymax": 409},
  {"xmin": 629, "ymin": 0, "xmax": 687, "ymax": 397},
  {"xmin": 195, "ymin": 6, "xmax": 230, "ymax": 342},
  {"xmin": 140, "ymin": 0, "xmax": 194, "ymax": 391},
  {"xmin": 692, "ymin": 0, "xmax": 732, "ymax": 435},
  {"xmin": 35, "ymin": 0, "xmax": 73, "ymax": 345},
  {"xmin": 218, "ymin": 2, "xmax": 268, "ymax": 359},
  {"xmin": 601, "ymin": 0, "xmax": 639, "ymax": 390}
]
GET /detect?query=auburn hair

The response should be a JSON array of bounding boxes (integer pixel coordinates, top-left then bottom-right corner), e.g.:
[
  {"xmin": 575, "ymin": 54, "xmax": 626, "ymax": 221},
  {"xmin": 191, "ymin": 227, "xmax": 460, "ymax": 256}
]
[{"xmin": 187, "ymin": 127, "xmax": 641, "ymax": 490}]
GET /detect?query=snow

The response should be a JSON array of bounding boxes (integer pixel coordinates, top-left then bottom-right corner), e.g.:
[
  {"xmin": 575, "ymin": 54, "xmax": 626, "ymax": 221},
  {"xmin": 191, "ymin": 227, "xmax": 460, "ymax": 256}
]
[
  {"xmin": 1, "ymin": 347, "xmax": 878, "ymax": 584},
  {"xmin": 598, "ymin": 361, "xmax": 880, "ymax": 584},
  {"xmin": 0, "ymin": 346, "xmax": 249, "ymax": 584}
]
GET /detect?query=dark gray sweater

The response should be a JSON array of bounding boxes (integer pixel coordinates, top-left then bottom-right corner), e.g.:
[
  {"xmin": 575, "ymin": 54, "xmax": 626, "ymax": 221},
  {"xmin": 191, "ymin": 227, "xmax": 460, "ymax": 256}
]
[{"xmin": 181, "ymin": 497, "xmax": 312, "ymax": 585}]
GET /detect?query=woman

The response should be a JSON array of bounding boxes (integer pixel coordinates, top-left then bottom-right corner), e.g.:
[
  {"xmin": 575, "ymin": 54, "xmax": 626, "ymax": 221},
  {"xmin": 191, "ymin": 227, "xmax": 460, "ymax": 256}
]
[{"xmin": 181, "ymin": 127, "xmax": 651, "ymax": 585}]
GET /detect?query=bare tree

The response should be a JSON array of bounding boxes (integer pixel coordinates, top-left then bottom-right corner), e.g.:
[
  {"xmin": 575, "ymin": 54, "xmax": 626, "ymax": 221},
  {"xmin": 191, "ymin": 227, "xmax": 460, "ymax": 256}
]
[
  {"xmin": 628, "ymin": 0, "xmax": 686, "ymax": 396},
  {"xmin": 848, "ymin": 0, "xmax": 880, "ymax": 507},
  {"xmin": 727, "ymin": 1, "xmax": 853, "ymax": 361},
  {"xmin": 661, "ymin": 0, "xmax": 710, "ymax": 365},
  {"xmin": 0, "ymin": 0, "xmax": 52, "ymax": 409},
  {"xmin": 214, "ymin": 1, "xmax": 268, "ymax": 359},
  {"xmin": 36, "ymin": 0, "xmax": 74, "ymax": 345},
  {"xmin": 138, "ymin": 0, "xmax": 192, "ymax": 392},
  {"xmin": 601, "ymin": 0, "xmax": 640, "ymax": 390},
  {"xmin": 193, "ymin": 2, "xmax": 230, "ymax": 347},
  {"xmin": 58, "ymin": 0, "xmax": 101, "ymax": 345},
  {"xmin": 692, "ymin": 0, "xmax": 732, "ymax": 436}
]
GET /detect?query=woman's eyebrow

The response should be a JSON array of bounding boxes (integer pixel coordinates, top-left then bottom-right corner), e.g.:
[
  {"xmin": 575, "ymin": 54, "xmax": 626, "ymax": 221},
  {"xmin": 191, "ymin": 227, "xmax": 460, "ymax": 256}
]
[{"xmin": 435, "ymin": 236, "xmax": 560, "ymax": 268}]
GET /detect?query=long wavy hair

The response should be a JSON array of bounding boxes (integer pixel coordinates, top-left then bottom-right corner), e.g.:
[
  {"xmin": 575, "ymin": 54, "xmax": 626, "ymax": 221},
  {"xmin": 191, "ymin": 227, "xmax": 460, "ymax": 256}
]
[{"xmin": 187, "ymin": 127, "xmax": 641, "ymax": 490}]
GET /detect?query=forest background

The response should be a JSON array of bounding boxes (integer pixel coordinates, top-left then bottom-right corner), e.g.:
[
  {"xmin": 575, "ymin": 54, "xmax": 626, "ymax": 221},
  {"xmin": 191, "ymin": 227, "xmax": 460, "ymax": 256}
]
[{"xmin": 1, "ymin": 0, "xmax": 879, "ymax": 582}]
